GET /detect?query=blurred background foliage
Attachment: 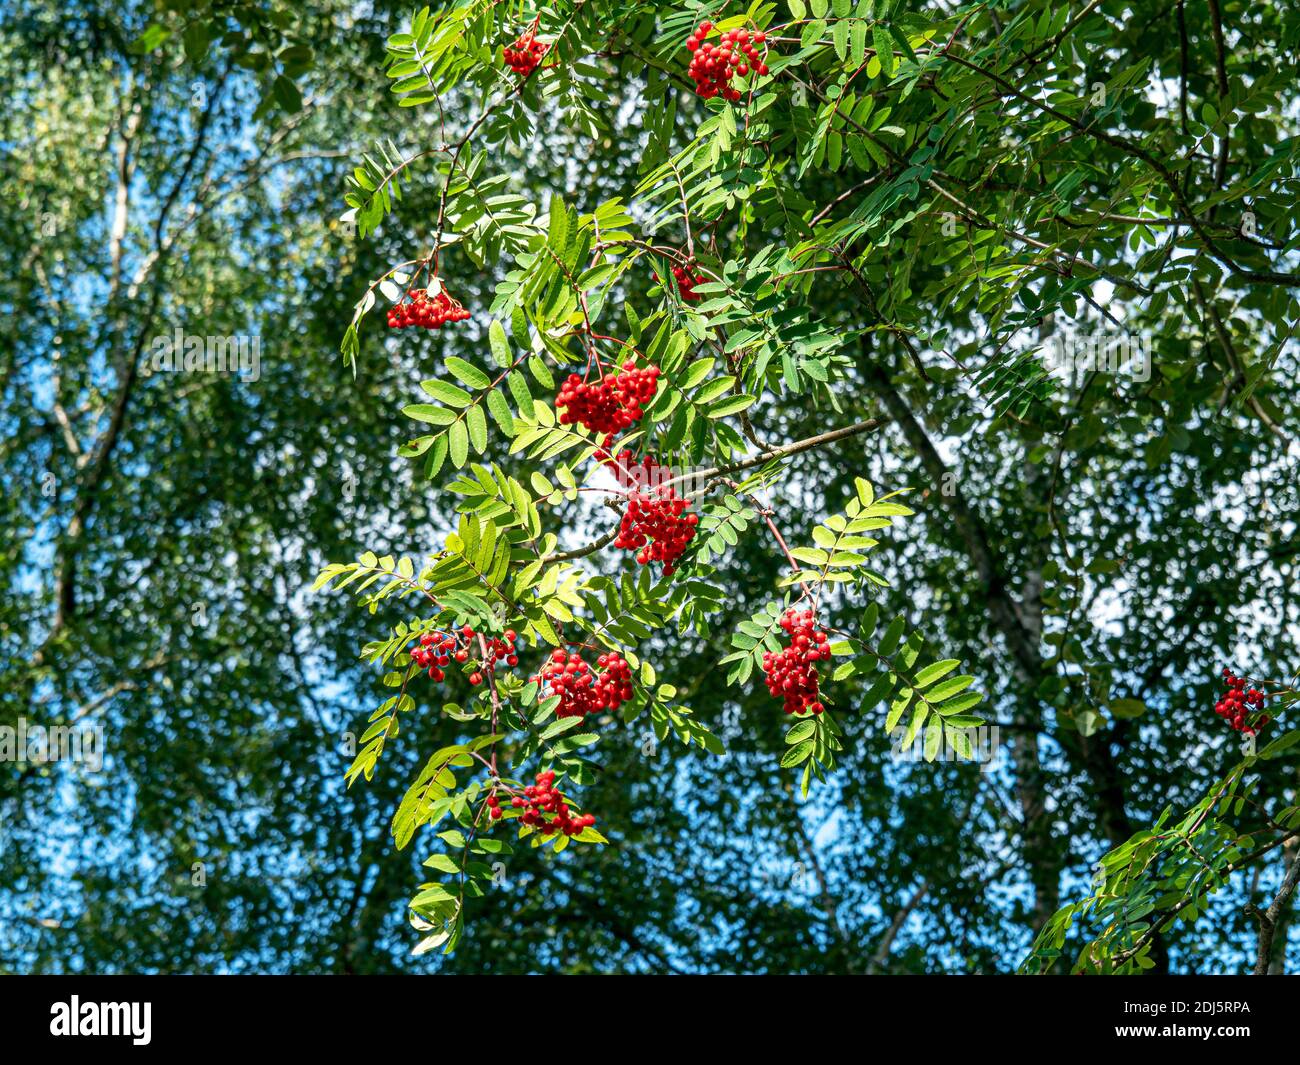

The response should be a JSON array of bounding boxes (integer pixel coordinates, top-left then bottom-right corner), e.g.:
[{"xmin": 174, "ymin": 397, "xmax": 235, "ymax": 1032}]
[{"xmin": 1, "ymin": 0, "xmax": 1297, "ymax": 973}]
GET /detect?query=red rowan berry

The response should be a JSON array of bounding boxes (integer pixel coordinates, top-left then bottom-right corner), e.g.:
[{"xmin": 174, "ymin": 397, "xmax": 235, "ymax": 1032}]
[
  {"xmin": 614, "ymin": 483, "xmax": 698, "ymax": 574},
  {"xmin": 670, "ymin": 259, "xmax": 705, "ymax": 302},
  {"xmin": 762, "ymin": 608, "xmax": 832, "ymax": 715},
  {"xmin": 651, "ymin": 256, "xmax": 706, "ymax": 302},
  {"xmin": 531, "ymin": 649, "xmax": 634, "ymax": 719},
  {"xmin": 503, "ymin": 26, "xmax": 549, "ymax": 76},
  {"xmin": 685, "ymin": 20, "xmax": 775, "ymax": 101},
  {"xmin": 385, "ymin": 285, "xmax": 471, "ymax": 331},
  {"xmin": 409, "ymin": 626, "xmax": 522, "ymax": 688},
  {"xmin": 1213, "ymin": 668, "xmax": 1269, "ymax": 735},
  {"xmin": 503, "ymin": 771, "xmax": 597, "ymax": 837},
  {"xmin": 555, "ymin": 360, "xmax": 661, "ymax": 435},
  {"xmin": 592, "ymin": 449, "xmax": 699, "ymax": 574}
]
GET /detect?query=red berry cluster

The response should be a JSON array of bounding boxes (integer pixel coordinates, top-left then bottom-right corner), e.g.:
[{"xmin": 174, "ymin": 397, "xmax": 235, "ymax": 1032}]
[
  {"xmin": 470, "ymin": 629, "xmax": 521, "ymax": 686},
  {"xmin": 614, "ymin": 482, "xmax": 699, "ymax": 574},
  {"xmin": 593, "ymin": 445, "xmax": 664, "ymax": 490},
  {"xmin": 488, "ymin": 770, "xmax": 596, "ymax": 837},
  {"xmin": 409, "ymin": 625, "xmax": 520, "ymax": 685},
  {"xmin": 555, "ymin": 361, "xmax": 661, "ymax": 434},
  {"xmin": 503, "ymin": 28, "xmax": 549, "ymax": 76},
  {"xmin": 1214, "ymin": 668, "xmax": 1270, "ymax": 735},
  {"xmin": 685, "ymin": 22, "xmax": 770, "ymax": 101},
  {"xmin": 386, "ymin": 287, "xmax": 470, "ymax": 330},
  {"xmin": 592, "ymin": 436, "xmax": 633, "ymax": 477},
  {"xmin": 762, "ymin": 608, "xmax": 832, "ymax": 715},
  {"xmin": 670, "ymin": 259, "xmax": 705, "ymax": 302},
  {"xmin": 532, "ymin": 649, "xmax": 634, "ymax": 719}
]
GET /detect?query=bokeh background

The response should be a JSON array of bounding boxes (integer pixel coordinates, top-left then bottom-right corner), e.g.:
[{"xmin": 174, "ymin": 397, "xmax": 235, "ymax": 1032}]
[{"xmin": 2, "ymin": 0, "xmax": 1298, "ymax": 973}]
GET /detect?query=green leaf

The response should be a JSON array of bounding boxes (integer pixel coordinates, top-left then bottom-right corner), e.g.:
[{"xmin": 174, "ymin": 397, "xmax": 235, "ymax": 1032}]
[
  {"xmin": 548, "ymin": 196, "xmax": 571, "ymax": 252},
  {"xmin": 183, "ymin": 23, "xmax": 210, "ymax": 62},
  {"xmin": 1261, "ymin": 730, "xmax": 1300, "ymax": 759},
  {"xmin": 693, "ymin": 376, "xmax": 736, "ymax": 403},
  {"xmin": 273, "ymin": 75, "xmax": 303, "ymax": 114},
  {"xmin": 421, "ymin": 380, "xmax": 473, "ymax": 407},
  {"xmin": 681, "ymin": 358, "xmax": 716, "ymax": 388},
  {"xmin": 448, "ymin": 420, "xmax": 469, "ymax": 468},
  {"xmin": 872, "ymin": 27, "xmax": 895, "ymax": 78},
  {"xmin": 446, "ymin": 357, "xmax": 491, "ymax": 390},
  {"xmin": 926, "ymin": 675, "xmax": 975, "ymax": 702},
  {"xmin": 945, "ymin": 725, "xmax": 975, "ymax": 760},
  {"xmin": 506, "ymin": 372, "xmax": 533, "ymax": 417},
  {"xmin": 934, "ymin": 692, "xmax": 983, "ymax": 717},
  {"xmin": 131, "ymin": 24, "xmax": 171, "ymax": 53},
  {"xmin": 877, "ymin": 617, "xmax": 905, "ymax": 656},
  {"xmin": 886, "ymin": 687, "xmax": 913, "ymax": 730},
  {"xmin": 486, "ymin": 389, "xmax": 515, "ymax": 434},
  {"xmin": 862, "ymin": 674, "xmax": 894, "ymax": 712},
  {"xmin": 488, "ymin": 320, "xmax": 512, "ymax": 367},
  {"xmin": 1109, "ymin": 698, "xmax": 1146, "ymax": 720},
  {"xmin": 465, "ymin": 404, "xmax": 488, "ymax": 454},
  {"xmin": 923, "ymin": 717, "xmax": 943, "ymax": 762},
  {"xmin": 914, "ymin": 660, "xmax": 960, "ymax": 688},
  {"xmin": 402, "ymin": 404, "xmax": 456, "ymax": 425},
  {"xmin": 707, "ymin": 394, "xmax": 758, "ymax": 419},
  {"xmin": 789, "ymin": 546, "xmax": 829, "ymax": 565}
]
